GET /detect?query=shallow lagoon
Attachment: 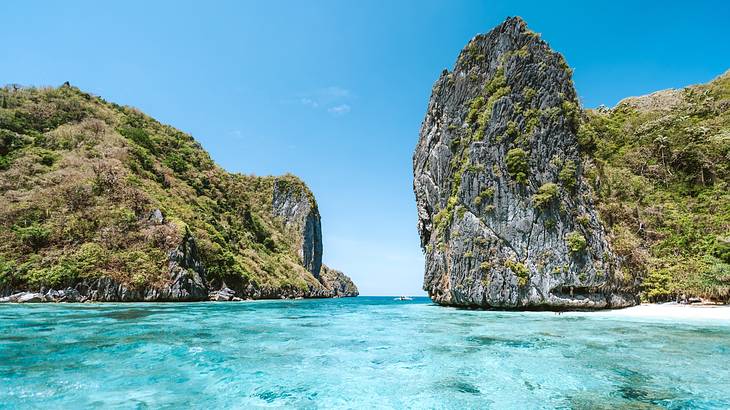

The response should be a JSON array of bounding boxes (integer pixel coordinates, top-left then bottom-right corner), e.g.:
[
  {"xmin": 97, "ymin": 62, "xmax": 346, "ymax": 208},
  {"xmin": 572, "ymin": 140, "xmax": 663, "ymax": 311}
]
[{"xmin": 2, "ymin": 297, "xmax": 729, "ymax": 408}]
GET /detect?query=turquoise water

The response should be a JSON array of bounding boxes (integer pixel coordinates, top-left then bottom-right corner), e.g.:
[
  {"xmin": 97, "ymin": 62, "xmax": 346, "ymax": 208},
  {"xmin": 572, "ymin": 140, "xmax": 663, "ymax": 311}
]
[{"xmin": 1, "ymin": 297, "xmax": 729, "ymax": 409}]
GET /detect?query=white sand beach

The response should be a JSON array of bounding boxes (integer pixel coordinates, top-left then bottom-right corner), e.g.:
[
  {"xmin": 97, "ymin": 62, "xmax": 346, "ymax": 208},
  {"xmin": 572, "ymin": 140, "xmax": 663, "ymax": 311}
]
[{"xmin": 569, "ymin": 303, "xmax": 730, "ymax": 322}]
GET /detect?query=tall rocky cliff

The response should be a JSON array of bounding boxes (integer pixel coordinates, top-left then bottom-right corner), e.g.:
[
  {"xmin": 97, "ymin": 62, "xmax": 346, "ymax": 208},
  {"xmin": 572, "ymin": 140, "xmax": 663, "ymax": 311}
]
[
  {"xmin": 272, "ymin": 178, "xmax": 323, "ymax": 279},
  {"xmin": 0, "ymin": 84, "xmax": 357, "ymax": 302},
  {"xmin": 270, "ymin": 177, "xmax": 357, "ymax": 297},
  {"xmin": 413, "ymin": 17, "xmax": 637, "ymax": 308}
]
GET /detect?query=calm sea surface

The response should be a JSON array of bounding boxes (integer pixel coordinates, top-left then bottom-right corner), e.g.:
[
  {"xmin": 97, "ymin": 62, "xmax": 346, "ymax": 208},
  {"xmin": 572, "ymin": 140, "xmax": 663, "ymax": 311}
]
[{"xmin": 1, "ymin": 297, "xmax": 729, "ymax": 409}]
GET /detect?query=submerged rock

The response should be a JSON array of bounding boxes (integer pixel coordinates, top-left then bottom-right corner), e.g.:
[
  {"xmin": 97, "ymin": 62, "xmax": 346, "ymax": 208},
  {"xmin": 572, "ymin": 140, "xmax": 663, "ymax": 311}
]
[{"xmin": 413, "ymin": 17, "xmax": 637, "ymax": 309}]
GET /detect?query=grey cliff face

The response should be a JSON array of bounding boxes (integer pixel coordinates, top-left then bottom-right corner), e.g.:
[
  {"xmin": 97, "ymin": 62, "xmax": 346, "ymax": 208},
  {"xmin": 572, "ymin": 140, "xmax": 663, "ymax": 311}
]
[
  {"xmin": 272, "ymin": 178, "xmax": 323, "ymax": 278},
  {"xmin": 413, "ymin": 17, "xmax": 637, "ymax": 309}
]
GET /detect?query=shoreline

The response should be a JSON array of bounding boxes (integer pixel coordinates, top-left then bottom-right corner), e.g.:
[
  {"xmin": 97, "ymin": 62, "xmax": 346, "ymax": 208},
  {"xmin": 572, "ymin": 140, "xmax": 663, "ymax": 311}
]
[{"xmin": 3, "ymin": 295, "xmax": 728, "ymax": 322}]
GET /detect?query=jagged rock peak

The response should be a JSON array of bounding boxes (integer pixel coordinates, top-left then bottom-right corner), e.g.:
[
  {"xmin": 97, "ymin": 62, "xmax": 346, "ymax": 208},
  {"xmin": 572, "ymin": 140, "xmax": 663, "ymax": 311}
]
[{"xmin": 413, "ymin": 17, "xmax": 638, "ymax": 309}]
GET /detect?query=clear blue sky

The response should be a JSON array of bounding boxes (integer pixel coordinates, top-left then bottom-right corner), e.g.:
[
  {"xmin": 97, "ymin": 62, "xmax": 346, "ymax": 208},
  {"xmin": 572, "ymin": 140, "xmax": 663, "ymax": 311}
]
[{"xmin": 2, "ymin": 1, "xmax": 728, "ymax": 295}]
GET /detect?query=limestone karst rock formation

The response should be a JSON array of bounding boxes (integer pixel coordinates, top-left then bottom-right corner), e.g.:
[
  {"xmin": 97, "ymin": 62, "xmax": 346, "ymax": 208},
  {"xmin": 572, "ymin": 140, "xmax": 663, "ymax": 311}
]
[{"xmin": 413, "ymin": 17, "xmax": 638, "ymax": 309}]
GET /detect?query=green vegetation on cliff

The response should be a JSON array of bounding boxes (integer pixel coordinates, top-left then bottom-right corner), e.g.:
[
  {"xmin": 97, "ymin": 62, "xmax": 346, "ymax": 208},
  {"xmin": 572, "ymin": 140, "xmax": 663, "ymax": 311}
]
[
  {"xmin": 0, "ymin": 84, "xmax": 323, "ymax": 294},
  {"xmin": 581, "ymin": 71, "xmax": 730, "ymax": 302}
]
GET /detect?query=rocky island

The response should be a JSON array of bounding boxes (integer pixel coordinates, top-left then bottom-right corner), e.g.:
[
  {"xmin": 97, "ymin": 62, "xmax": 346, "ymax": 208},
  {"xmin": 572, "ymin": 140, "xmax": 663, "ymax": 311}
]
[
  {"xmin": 0, "ymin": 85, "xmax": 357, "ymax": 302},
  {"xmin": 414, "ymin": 17, "xmax": 729, "ymax": 309}
]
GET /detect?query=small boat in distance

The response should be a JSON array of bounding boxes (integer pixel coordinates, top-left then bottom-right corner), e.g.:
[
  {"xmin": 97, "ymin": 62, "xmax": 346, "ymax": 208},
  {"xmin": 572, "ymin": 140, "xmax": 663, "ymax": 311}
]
[{"xmin": 394, "ymin": 296, "xmax": 413, "ymax": 301}]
